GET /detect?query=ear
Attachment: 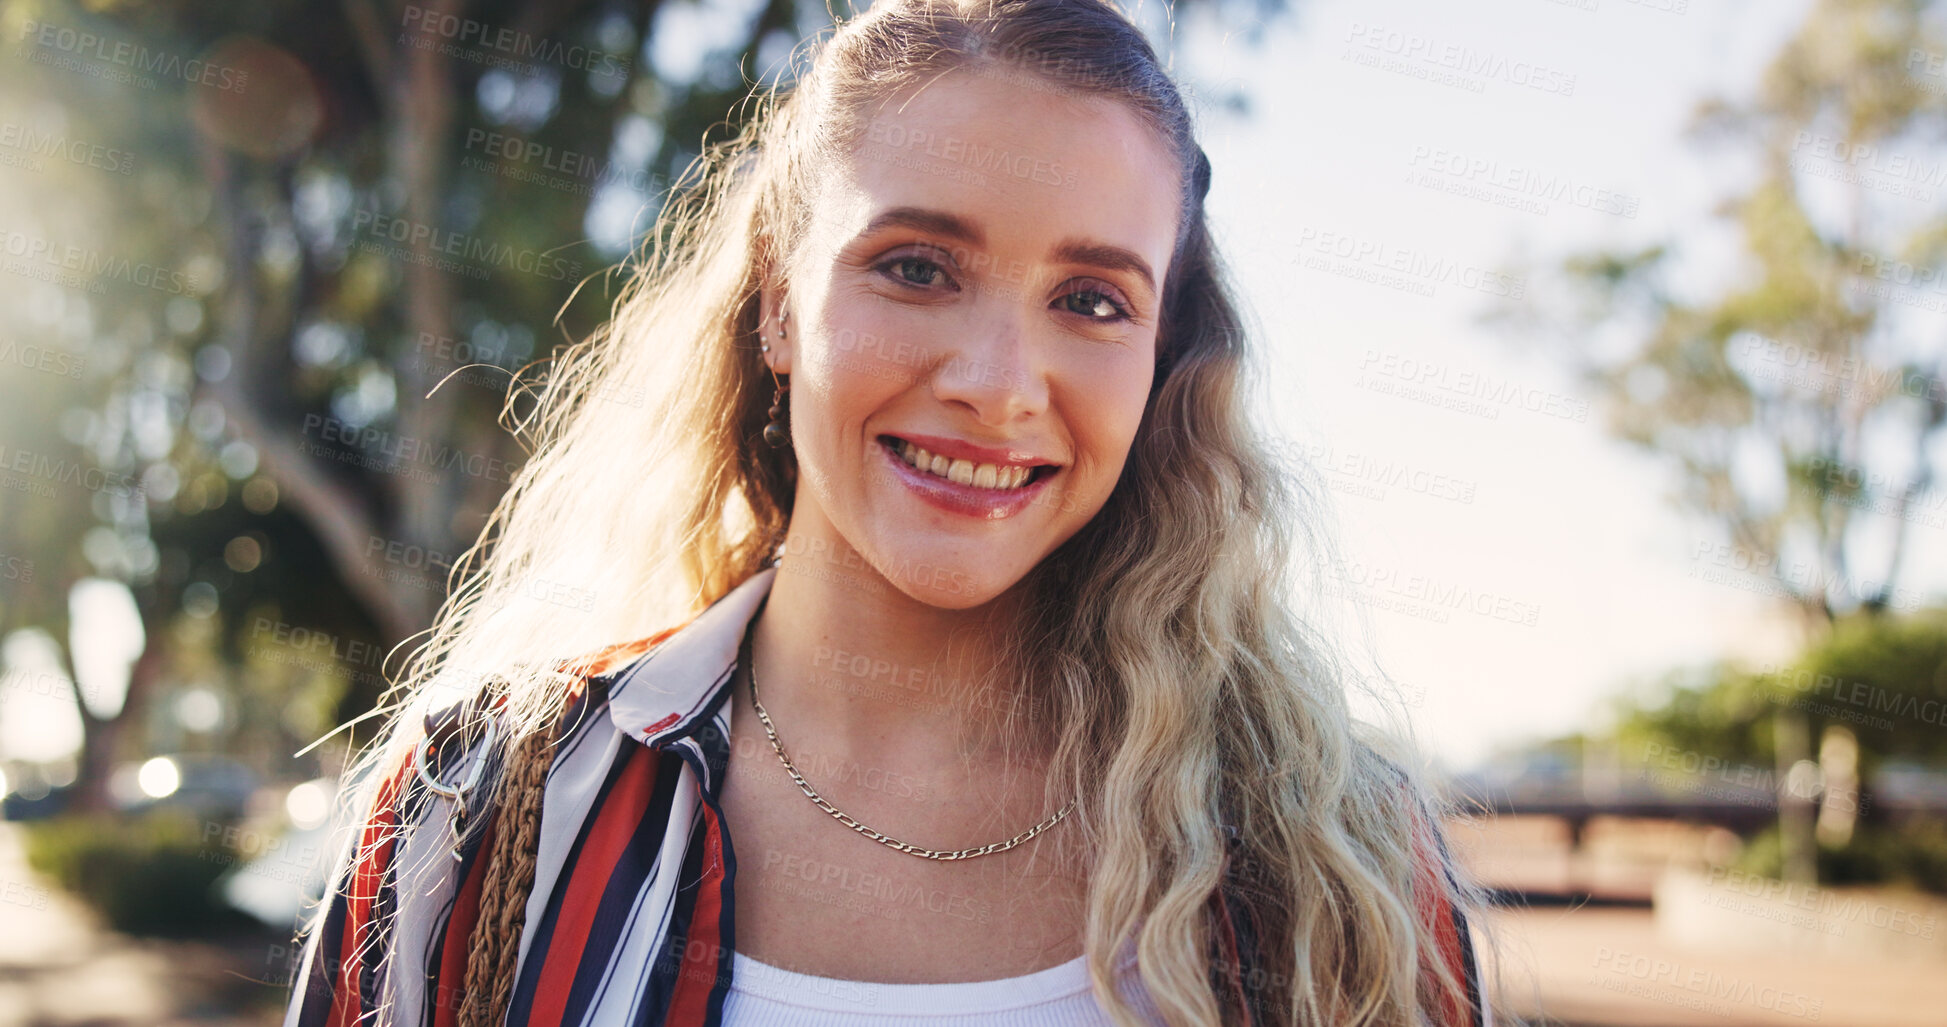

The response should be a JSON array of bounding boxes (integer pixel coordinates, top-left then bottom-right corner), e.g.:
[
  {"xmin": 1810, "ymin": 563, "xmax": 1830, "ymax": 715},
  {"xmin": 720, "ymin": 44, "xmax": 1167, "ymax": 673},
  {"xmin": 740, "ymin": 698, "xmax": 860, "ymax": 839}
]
[{"xmin": 755, "ymin": 241, "xmax": 794, "ymax": 377}]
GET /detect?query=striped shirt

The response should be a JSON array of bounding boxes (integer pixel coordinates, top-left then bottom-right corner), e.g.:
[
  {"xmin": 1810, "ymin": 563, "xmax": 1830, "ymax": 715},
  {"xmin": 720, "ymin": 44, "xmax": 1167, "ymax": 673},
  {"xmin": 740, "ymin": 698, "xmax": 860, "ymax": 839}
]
[{"xmin": 282, "ymin": 564, "xmax": 1488, "ymax": 1027}]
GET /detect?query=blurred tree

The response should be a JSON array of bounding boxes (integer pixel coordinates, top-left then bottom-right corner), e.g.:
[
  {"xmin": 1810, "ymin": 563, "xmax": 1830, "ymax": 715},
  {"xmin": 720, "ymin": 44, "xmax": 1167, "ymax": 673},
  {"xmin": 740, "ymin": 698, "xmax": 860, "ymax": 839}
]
[
  {"xmin": 0, "ymin": 0, "xmax": 1277, "ymax": 810},
  {"xmin": 1605, "ymin": 606, "xmax": 1947, "ymax": 891},
  {"xmin": 1486, "ymin": 0, "xmax": 1947, "ymax": 883}
]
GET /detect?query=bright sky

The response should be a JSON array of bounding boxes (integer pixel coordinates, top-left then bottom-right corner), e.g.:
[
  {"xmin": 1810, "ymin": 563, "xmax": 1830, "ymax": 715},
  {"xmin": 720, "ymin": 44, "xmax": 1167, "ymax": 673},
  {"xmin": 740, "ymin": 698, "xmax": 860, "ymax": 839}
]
[{"xmin": 1172, "ymin": 0, "xmax": 1947, "ymax": 771}]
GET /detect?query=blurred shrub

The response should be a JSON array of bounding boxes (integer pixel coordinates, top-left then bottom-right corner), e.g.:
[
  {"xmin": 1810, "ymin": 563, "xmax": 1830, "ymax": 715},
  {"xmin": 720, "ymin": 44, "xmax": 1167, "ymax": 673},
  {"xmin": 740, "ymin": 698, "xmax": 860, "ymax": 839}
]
[
  {"xmin": 20, "ymin": 809, "xmax": 250, "ymax": 936},
  {"xmin": 1820, "ymin": 821, "xmax": 1947, "ymax": 894},
  {"xmin": 1734, "ymin": 821, "xmax": 1947, "ymax": 895}
]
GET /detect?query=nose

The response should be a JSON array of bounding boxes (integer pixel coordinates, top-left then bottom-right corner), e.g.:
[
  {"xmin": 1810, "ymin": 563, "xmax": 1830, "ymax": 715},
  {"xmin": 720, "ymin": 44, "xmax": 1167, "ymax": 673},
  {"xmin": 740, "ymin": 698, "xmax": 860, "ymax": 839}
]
[{"xmin": 928, "ymin": 302, "xmax": 1049, "ymax": 428}]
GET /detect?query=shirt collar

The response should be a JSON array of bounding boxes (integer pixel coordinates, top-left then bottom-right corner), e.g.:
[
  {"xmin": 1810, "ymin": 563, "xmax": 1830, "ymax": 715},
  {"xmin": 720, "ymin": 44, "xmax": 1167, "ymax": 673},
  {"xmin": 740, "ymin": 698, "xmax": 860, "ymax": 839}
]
[{"xmin": 602, "ymin": 564, "xmax": 776, "ymax": 748}]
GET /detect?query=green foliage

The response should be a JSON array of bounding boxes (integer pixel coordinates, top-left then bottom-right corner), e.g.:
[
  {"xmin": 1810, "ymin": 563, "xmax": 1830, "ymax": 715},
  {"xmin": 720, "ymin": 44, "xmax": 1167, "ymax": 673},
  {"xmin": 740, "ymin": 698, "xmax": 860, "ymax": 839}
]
[
  {"xmin": 1613, "ymin": 606, "xmax": 1947, "ymax": 769},
  {"xmin": 1733, "ymin": 824, "xmax": 1788, "ymax": 880},
  {"xmin": 20, "ymin": 810, "xmax": 250, "ymax": 937},
  {"xmin": 1820, "ymin": 821, "xmax": 1947, "ymax": 893},
  {"xmin": 1601, "ymin": 605, "xmax": 1947, "ymax": 890},
  {"xmin": 1611, "ymin": 662, "xmax": 1776, "ymax": 768},
  {"xmin": 1788, "ymin": 608, "xmax": 1947, "ymax": 763},
  {"xmin": 1736, "ymin": 822, "xmax": 1947, "ymax": 894}
]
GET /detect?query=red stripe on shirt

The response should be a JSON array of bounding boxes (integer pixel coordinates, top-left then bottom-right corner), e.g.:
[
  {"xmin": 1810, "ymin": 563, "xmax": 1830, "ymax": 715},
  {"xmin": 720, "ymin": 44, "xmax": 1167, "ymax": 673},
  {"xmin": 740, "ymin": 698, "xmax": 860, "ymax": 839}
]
[
  {"xmin": 523, "ymin": 745, "xmax": 662, "ymax": 1027},
  {"xmin": 1410, "ymin": 810, "xmax": 1476, "ymax": 1027},
  {"xmin": 1212, "ymin": 872, "xmax": 1255, "ymax": 1027},
  {"xmin": 327, "ymin": 751, "xmax": 411, "ymax": 1027},
  {"xmin": 664, "ymin": 799, "xmax": 729, "ymax": 1026},
  {"xmin": 431, "ymin": 811, "xmax": 498, "ymax": 1027}
]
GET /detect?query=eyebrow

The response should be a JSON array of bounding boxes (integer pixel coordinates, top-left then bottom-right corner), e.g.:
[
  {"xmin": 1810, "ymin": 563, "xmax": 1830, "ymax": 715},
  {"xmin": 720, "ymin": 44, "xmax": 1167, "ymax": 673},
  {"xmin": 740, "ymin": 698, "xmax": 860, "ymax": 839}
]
[
  {"xmin": 857, "ymin": 206, "xmax": 1156, "ymax": 295},
  {"xmin": 1051, "ymin": 240, "xmax": 1155, "ymax": 295}
]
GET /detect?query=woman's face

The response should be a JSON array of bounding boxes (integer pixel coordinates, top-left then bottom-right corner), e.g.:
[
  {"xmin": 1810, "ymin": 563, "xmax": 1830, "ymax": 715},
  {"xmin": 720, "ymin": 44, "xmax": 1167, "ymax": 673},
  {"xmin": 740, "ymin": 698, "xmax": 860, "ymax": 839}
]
[{"xmin": 766, "ymin": 67, "xmax": 1182, "ymax": 609}]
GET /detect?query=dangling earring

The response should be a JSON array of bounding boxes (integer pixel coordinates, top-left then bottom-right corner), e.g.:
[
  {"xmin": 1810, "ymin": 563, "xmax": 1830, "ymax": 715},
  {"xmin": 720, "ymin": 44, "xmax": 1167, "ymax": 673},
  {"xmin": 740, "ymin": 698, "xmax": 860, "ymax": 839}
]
[{"xmin": 759, "ymin": 310, "xmax": 791, "ymax": 449}]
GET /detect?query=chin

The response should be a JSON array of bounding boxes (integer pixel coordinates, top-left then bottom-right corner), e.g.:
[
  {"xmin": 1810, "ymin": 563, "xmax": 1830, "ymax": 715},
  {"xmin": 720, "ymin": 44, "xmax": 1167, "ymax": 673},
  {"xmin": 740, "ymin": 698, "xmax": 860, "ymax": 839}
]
[
  {"xmin": 877, "ymin": 555, "xmax": 999, "ymax": 607},
  {"xmin": 854, "ymin": 540, "xmax": 1022, "ymax": 609}
]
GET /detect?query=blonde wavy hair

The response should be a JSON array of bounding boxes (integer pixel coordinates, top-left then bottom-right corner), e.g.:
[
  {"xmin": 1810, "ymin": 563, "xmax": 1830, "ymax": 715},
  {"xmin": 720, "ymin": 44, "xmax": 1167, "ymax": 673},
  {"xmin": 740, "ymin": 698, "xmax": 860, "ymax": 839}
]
[{"xmin": 305, "ymin": 0, "xmax": 1501, "ymax": 1024}]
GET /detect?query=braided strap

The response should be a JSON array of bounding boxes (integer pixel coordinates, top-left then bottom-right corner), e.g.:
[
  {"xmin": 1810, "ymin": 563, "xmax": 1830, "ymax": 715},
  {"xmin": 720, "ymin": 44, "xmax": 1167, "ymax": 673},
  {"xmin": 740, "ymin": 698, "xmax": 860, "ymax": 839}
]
[{"xmin": 457, "ymin": 718, "xmax": 556, "ymax": 1027}]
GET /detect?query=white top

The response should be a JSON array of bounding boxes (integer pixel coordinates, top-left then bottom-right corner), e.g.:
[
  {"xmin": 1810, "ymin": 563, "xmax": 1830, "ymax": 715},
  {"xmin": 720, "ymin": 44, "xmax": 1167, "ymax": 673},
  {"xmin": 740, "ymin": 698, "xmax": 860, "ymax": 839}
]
[{"xmin": 721, "ymin": 947, "xmax": 1167, "ymax": 1025}]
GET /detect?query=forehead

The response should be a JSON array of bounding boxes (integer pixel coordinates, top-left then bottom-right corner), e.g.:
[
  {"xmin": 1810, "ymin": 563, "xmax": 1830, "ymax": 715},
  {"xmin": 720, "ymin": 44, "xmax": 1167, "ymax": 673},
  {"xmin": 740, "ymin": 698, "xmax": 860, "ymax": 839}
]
[{"xmin": 815, "ymin": 66, "xmax": 1182, "ymax": 270}]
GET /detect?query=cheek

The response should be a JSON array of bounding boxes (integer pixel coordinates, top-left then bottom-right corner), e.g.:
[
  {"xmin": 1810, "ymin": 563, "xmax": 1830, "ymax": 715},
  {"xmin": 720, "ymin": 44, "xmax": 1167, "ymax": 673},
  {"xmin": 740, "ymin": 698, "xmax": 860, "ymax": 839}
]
[
  {"xmin": 817, "ymin": 318, "xmax": 916, "ymax": 386},
  {"xmin": 800, "ymin": 333, "xmax": 906, "ymax": 439},
  {"xmin": 1069, "ymin": 361, "xmax": 1153, "ymax": 478}
]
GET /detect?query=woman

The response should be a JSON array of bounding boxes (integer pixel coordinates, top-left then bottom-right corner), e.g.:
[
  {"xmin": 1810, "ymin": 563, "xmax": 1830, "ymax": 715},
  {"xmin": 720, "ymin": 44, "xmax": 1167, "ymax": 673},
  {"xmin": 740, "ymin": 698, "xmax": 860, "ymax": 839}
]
[{"xmin": 282, "ymin": 0, "xmax": 1495, "ymax": 1024}]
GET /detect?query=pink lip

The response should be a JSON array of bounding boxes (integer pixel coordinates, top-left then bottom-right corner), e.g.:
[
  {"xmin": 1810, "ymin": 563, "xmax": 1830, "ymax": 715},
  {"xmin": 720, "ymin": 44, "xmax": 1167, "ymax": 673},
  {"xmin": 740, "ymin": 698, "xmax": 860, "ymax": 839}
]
[
  {"xmin": 874, "ymin": 437, "xmax": 1057, "ymax": 520},
  {"xmin": 887, "ymin": 432, "xmax": 1056, "ymax": 469}
]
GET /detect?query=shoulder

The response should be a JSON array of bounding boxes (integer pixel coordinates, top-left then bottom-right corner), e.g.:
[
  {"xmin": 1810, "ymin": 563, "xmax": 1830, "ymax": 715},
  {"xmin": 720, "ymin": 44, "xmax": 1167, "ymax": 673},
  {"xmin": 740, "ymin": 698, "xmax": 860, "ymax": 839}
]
[{"xmin": 285, "ymin": 633, "xmax": 683, "ymax": 1027}]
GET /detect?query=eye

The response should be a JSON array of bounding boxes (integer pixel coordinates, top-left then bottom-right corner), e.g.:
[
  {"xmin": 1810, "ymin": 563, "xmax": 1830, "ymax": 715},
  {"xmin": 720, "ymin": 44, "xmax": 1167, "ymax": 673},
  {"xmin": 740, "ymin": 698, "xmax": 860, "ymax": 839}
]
[
  {"xmin": 1055, "ymin": 279, "xmax": 1132, "ymax": 321},
  {"xmin": 876, "ymin": 253, "xmax": 958, "ymax": 291}
]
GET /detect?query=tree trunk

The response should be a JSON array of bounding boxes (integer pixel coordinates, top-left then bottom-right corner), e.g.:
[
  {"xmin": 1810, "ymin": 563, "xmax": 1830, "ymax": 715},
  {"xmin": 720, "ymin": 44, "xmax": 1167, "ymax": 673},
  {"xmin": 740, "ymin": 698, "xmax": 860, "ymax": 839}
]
[{"xmin": 65, "ymin": 613, "xmax": 167, "ymax": 814}]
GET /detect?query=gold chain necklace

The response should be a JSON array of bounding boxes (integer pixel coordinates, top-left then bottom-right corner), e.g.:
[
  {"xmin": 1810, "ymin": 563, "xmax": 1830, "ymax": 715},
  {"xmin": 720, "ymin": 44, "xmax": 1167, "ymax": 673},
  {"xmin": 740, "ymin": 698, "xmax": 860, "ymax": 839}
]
[{"xmin": 744, "ymin": 644, "xmax": 1074, "ymax": 861}]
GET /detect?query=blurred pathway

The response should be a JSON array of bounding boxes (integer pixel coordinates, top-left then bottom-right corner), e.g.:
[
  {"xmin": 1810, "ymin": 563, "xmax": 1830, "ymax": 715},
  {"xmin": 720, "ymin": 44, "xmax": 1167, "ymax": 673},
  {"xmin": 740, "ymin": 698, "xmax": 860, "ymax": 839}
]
[
  {"xmin": 1484, "ymin": 905, "xmax": 1947, "ymax": 1026},
  {"xmin": 0, "ymin": 822, "xmax": 285, "ymax": 1027}
]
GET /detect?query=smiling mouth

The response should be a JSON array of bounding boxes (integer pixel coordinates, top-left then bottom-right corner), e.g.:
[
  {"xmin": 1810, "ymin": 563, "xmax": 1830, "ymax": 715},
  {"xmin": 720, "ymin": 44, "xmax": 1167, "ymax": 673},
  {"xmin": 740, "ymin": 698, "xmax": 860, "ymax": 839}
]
[{"xmin": 877, "ymin": 435, "xmax": 1058, "ymax": 491}]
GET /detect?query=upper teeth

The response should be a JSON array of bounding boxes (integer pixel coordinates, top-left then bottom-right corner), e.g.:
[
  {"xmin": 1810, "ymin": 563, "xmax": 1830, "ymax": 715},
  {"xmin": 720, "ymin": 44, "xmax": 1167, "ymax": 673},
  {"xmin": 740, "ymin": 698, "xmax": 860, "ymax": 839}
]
[{"xmin": 896, "ymin": 440, "xmax": 1033, "ymax": 489}]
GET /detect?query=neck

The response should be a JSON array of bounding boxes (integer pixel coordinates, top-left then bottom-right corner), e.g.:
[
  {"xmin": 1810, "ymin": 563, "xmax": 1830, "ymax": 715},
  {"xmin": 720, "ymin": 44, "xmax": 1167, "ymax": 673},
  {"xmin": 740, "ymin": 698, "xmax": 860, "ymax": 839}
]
[{"xmin": 749, "ymin": 526, "xmax": 1043, "ymax": 774}]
